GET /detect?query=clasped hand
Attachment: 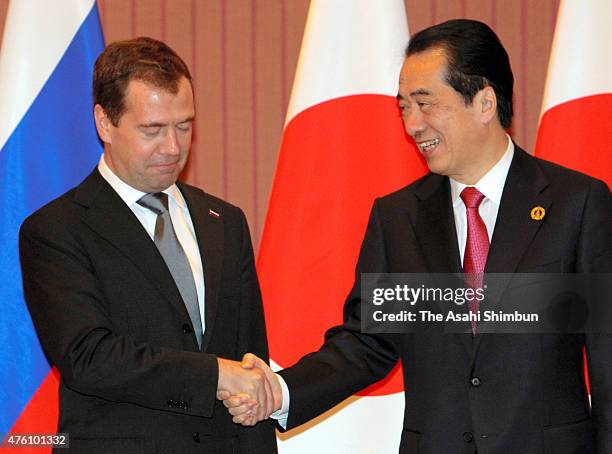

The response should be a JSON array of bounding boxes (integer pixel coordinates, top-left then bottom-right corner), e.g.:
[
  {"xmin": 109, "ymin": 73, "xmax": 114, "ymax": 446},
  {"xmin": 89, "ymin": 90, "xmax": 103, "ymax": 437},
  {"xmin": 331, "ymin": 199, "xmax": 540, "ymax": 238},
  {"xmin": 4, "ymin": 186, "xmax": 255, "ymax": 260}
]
[{"xmin": 216, "ymin": 353, "xmax": 282, "ymax": 426}]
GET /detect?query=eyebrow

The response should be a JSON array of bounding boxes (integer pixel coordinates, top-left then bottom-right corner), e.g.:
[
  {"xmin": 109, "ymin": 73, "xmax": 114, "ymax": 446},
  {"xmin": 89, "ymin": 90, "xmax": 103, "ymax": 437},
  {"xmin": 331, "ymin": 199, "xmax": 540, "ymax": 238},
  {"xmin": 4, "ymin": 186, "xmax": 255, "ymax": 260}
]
[
  {"xmin": 139, "ymin": 116, "xmax": 195, "ymax": 128},
  {"xmin": 396, "ymin": 89, "xmax": 432, "ymax": 101},
  {"xmin": 411, "ymin": 89, "xmax": 432, "ymax": 96}
]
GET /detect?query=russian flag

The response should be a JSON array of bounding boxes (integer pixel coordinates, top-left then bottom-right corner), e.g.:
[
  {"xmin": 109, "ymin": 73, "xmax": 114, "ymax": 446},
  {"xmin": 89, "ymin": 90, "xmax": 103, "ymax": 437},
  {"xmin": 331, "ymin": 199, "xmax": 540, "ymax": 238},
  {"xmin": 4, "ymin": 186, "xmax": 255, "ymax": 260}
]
[{"xmin": 0, "ymin": 0, "xmax": 104, "ymax": 442}]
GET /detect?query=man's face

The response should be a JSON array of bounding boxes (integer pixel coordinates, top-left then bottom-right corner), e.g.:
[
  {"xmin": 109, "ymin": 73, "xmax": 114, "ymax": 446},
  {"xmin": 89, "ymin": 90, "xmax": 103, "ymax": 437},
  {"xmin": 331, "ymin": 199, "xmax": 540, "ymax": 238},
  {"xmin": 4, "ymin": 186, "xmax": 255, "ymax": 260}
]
[
  {"xmin": 95, "ymin": 76, "xmax": 195, "ymax": 193},
  {"xmin": 397, "ymin": 48, "xmax": 488, "ymax": 183}
]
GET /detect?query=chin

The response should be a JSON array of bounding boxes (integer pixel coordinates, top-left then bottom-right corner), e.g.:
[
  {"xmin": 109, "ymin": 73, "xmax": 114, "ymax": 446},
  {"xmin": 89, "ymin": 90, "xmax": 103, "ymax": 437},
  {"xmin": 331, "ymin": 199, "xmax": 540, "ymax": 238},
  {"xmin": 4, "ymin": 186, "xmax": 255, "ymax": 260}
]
[
  {"xmin": 146, "ymin": 179, "xmax": 176, "ymax": 193},
  {"xmin": 424, "ymin": 161, "xmax": 444, "ymax": 176},
  {"xmin": 423, "ymin": 155, "xmax": 451, "ymax": 177},
  {"xmin": 151, "ymin": 170, "xmax": 180, "ymax": 187}
]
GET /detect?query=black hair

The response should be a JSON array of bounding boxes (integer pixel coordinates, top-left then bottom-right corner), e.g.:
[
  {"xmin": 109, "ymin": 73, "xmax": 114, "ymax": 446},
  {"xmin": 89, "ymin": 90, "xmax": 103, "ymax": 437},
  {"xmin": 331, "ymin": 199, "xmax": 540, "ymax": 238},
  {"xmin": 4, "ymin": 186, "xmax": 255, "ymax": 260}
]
[{"xmin": 406, "ymin": 19, "xmax": 513, "ymax": 129}]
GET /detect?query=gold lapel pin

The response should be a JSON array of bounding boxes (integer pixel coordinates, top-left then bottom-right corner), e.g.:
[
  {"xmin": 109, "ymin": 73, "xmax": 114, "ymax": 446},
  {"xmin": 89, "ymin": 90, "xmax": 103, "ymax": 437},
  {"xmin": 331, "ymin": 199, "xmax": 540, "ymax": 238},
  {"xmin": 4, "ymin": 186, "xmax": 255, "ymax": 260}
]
[{"xmin": 530, "ymin": 206, "xmax": 546, "ymax": 221}]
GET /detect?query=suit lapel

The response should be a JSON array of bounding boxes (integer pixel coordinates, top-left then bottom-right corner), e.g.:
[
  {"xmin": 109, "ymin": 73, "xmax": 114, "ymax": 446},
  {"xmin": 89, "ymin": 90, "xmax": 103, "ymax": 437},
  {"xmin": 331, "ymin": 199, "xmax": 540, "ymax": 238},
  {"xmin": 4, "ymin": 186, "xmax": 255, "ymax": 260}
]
[
  {"xmin": 485, "ymin": 148, "xmax": 551, "ymax": 274},
  {"xmin": 413, "ymin": 175, "xmax": 462, "ymax": 274},
  {"xmin": 179, "ymin": 183, "xmax": 224, "ymax": 352},
  {"xmin": 412, "ymin": 176, "xmax": 473, "ymax": 350},
  {"xmin": 474, "ymin": 147, "xmax": 551, "ymax": 352},
  {"xmin": 74, "ymin": 170, "xmax": 191, "ymax": 324}
]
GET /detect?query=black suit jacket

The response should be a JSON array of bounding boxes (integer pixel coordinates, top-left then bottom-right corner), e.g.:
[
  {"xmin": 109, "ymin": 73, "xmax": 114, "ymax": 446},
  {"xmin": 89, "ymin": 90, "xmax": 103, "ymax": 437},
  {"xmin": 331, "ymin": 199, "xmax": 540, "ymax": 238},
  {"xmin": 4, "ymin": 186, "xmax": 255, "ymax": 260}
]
[
  {"xmin": 279, "ymin": 148, "xmax": 612, "ymax": 453},
  {"xmin": 19, "ymin": 169, "xmax": 277, "ymax": 453}
]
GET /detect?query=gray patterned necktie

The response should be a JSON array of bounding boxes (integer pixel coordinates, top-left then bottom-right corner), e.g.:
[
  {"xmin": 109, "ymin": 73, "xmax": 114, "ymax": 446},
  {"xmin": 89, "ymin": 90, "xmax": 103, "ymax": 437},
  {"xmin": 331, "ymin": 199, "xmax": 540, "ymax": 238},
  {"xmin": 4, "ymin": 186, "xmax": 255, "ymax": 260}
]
[{"xmin": 137, "ymin": 192, "xmax": 202, "ymax": 348}]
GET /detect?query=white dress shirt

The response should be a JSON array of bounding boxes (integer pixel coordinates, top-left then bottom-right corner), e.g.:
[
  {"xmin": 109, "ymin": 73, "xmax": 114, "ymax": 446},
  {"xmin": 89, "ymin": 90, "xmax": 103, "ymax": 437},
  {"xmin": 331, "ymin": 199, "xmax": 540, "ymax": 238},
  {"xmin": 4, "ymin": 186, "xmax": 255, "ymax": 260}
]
[
  {"xmin": 97, "ymin": 154, "xmax": 206, "ymax": 332},
  {"xmin": 272, "ymin": 136, "xmax": 515, "ymax": 427},
  {"xmin": 451, "ymin": 135, "xmax": 514, "ymax": 265}
]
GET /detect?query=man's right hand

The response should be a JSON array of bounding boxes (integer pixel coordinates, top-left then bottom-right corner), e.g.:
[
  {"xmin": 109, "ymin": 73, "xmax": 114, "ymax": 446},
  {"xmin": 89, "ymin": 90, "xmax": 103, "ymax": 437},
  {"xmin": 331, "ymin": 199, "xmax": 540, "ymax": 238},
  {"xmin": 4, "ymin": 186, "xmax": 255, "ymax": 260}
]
[
  {"xmin": 216, "ymin": 355, "xmax": 276, "ymax": 424},
  {"xmin": 216, "ymin": 353, "xmax": 282, "ymax": 426}
]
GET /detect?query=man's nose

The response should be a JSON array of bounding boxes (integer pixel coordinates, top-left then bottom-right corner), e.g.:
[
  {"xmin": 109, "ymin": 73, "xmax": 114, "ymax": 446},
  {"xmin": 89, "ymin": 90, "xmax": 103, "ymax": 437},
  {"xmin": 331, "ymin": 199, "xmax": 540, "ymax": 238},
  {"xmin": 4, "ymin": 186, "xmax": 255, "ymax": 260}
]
[
  {"xmin": 404, "ymin": 109, "xmax": 426, "ymax": 138},
  {"xmin": 161, "ymin": 129, "xmax": 179, "ymax": 155}
]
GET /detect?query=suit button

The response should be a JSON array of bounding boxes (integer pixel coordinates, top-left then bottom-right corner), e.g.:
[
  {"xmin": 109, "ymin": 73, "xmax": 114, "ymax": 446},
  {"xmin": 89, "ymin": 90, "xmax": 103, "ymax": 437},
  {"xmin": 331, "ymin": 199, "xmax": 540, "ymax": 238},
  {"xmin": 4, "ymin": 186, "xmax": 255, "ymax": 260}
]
[
  {"xmin": 167, "ymin": 400, "xmax": 175, "ymax": 408},
  {"xmin": 182, "ymin": 323, "xmax": 193, "ymax": 334},
  {"xmin": 181, "ymin": 401, "xmax": 189, "ymax": 410},
  {"xmin": 463, "ymin": 432, "xmax": 473, "ymax": 443},
  {"xmin": 470, "ymin": 377, "xmax": 481, "ymax": 387},
  {"xmin": 192, "ymin": 432, "xmax": 200, "ymax": 443}
]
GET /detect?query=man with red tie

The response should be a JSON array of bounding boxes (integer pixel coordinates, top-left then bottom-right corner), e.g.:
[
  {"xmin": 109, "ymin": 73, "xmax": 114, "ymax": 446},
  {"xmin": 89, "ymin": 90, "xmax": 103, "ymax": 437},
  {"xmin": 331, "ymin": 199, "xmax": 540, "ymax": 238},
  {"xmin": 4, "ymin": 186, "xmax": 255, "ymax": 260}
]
[{"xmin": 220, "ymin": 19, "xmax": 611, "ymax": 453}]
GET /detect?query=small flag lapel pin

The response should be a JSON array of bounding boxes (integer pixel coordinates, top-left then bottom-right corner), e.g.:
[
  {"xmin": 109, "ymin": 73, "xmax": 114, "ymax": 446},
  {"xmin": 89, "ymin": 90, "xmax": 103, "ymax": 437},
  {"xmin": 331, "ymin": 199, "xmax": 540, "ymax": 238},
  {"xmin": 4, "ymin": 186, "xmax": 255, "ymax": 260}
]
[
  {"xmin": 530, "ymin": 206, "xmax": 545, "ymax": 221},
  {"xmin": 208, "ymin": 209, "xmax": 220, "ymax": 218}
]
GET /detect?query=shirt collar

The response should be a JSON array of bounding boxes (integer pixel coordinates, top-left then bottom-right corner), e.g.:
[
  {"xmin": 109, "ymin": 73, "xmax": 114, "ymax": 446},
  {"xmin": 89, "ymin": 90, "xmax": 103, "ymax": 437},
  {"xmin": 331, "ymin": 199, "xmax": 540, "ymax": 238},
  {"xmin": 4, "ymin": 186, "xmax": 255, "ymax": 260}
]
[
  {"xmin": 450, "ymin": 134, "xmax": 514, "ymax": 207},
  {"xmin": 97, "ymin": 154, "xmax": 186, "ymax": 209}
]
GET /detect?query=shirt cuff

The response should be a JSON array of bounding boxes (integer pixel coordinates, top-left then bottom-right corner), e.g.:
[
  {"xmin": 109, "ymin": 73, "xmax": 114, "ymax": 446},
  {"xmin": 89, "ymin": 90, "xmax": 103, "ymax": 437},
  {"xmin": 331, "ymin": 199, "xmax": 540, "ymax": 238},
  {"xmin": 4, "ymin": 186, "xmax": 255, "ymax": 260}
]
[{"xmin": 269, "ymin": 372, "xmax": 290, "ymax": 429}]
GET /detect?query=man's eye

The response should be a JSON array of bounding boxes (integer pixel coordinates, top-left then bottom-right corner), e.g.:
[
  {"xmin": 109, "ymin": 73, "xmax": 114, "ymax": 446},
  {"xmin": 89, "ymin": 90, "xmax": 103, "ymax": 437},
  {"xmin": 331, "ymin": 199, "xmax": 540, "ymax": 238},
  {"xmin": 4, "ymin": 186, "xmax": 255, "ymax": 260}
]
[
  {"xmin": 143, "ymin": 127, "xmax": 161, "ymax": 136},
  {"xmin": 177, "ymin": 123, "xmax": 192, "ymax": 132}
]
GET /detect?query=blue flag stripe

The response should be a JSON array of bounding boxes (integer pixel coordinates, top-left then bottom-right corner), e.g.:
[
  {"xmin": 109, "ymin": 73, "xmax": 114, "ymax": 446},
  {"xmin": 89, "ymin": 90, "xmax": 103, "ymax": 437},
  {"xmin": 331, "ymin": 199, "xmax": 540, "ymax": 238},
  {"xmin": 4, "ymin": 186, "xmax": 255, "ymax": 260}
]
[{"xmin": 0, "ymin": 4, "xmax": 104, "ymax": 433}]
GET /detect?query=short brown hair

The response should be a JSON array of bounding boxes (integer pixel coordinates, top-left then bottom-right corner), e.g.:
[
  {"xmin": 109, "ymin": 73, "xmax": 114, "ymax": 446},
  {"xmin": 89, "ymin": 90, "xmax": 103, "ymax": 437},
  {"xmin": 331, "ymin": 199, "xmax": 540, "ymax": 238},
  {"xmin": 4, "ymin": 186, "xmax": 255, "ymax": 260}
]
[{"xmin": 93, "ymin": 37, "xmax": 192, "ymax": 125}]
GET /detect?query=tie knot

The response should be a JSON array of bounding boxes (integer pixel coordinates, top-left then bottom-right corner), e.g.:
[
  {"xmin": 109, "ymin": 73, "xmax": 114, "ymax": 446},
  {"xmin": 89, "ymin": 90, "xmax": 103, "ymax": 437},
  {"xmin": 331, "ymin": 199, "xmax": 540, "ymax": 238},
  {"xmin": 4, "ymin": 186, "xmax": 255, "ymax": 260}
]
[
  {"xmin": 460, "ymin": 187, "xmax": 485, "ymax": 209},
  {"xmin": 137, "ymin": 192, "xmax": 169, "ymax": 215}
]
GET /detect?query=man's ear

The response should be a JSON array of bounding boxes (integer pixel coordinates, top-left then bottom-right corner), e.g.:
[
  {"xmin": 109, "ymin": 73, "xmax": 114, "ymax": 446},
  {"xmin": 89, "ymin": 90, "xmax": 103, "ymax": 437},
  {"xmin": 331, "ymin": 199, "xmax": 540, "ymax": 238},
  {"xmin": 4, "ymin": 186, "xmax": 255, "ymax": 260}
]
[
  {"xmin": 475, "ymin": 86, "xmax": 497, "ymax": 125},
  {"xmin": 94, "ymin": 104, "xmax": 112, "ymax": 143}
]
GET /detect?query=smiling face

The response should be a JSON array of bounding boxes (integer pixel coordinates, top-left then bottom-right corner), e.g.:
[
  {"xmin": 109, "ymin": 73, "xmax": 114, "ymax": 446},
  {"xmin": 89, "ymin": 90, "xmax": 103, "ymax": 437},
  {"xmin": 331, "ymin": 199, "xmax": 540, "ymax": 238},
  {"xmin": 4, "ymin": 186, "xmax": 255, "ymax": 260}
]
[
  {"xmin": 397, "ymin": 48, "xmax": 501, "ymax": 184},
  {"xmin": 94, "ymin": 76, "xmax": 195, "ymax": 193}
]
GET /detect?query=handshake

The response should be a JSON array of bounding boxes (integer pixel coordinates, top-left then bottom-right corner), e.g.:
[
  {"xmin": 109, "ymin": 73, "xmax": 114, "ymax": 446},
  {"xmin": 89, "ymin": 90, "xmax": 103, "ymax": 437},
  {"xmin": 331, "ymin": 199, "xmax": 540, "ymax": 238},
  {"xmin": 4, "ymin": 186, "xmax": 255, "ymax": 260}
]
[{"xmin": 216, "ymin": 353, "xmax": 283, "ymax": 426}]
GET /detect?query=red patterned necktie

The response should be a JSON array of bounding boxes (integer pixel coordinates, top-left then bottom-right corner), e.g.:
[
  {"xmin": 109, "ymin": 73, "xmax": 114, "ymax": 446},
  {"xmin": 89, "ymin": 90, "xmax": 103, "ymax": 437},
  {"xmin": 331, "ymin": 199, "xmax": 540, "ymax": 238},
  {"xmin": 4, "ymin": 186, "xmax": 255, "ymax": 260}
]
[{"xmin": 460, "ymin": 187, "xmax": 489, "ymax": 334}]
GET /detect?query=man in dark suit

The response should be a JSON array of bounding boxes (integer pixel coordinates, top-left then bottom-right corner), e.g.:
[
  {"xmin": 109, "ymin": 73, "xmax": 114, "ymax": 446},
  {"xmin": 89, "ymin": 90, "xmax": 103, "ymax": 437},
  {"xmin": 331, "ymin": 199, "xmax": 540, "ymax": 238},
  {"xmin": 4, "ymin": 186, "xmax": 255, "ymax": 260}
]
[
  {"xmin": 19, "ymin": 37, "xmax": 277, "ymax": 453},
  {"xmin": 221, "ymin": 20, "xmax": 611, "ymax": 453}
]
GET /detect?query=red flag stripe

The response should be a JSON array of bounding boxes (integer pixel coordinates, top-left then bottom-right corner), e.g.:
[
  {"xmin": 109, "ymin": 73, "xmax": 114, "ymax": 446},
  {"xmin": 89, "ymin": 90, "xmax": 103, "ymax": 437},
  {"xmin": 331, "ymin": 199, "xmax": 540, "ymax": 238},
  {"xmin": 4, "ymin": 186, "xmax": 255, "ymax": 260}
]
[
  {"xmin": 535, "ymin": 94, "xmax": 612, "ymax": 186},
  {"xmin": 259, "ymin": 94, "xmax": 426, "ymax": 397},
  {"xmin": 6, "ymin": 370, "xmax": 59, "ymax": 454}
]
